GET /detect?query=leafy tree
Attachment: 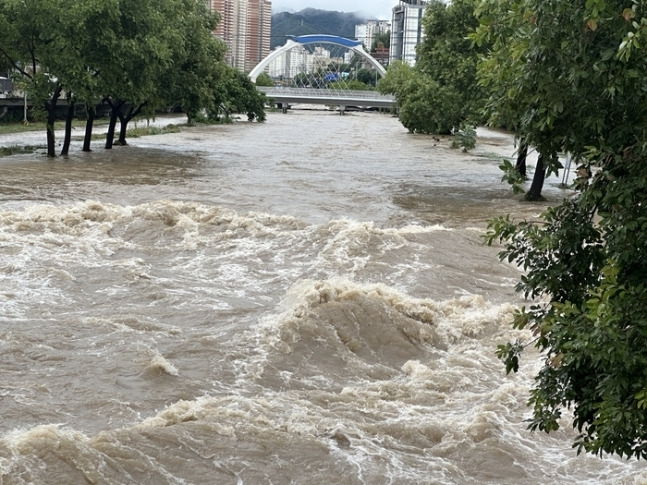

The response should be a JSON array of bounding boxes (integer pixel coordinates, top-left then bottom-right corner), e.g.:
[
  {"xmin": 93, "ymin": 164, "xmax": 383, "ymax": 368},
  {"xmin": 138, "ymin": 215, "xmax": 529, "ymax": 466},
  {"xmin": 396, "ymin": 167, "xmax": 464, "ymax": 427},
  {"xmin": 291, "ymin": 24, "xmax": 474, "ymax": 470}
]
[
  {"xmin": 292, "ymin": 72, "xmax": 310, "ymax": 87},
  {"xmin": 376, "ymin": 60, "xmax": 413, "ymax": 96},
  {"xmin": 156, "ymin": 0, "xmax": 226, "ymax": 126},
  {"xmin": 371, "ymin": 31, "xmax": 391, "ymax": 51},
  {"xmin": 209, "ymin": 66, "xmax": 266, "ymax": 123},
  {"xmin": 417, "ymin": 0, "xmax": 486, "ymax": 125},
  {"xmin": 481, "ymin": 0, "xmax": 647, "ymax": 459},
  {"xmin": 378, "ymin": 0, "xmax": 486, "ymax": 135},
  {"xmin": 49, "ymin": 0, "xmax": 116, "ymax": 154},
  {"xmin": 355, "ymin": 68, "xmax": 379, "ymax": 87},
  {"xmin": 1, "ymin": 0, "xmax": 252, "ymax": 153},
  {"xmin": 96, "ymin": 0, "xmax": 182, "ymax": 148},
  {"xmin": 378, "ymin": 60, "xmax": 465, "ymax": 134},
  {"xmin": 473, "ymin": 0, "xmax": 556, "ymax": 200},
  {"xmin": 254, "ymin": 72, "xmax": 275, "ymax": 87},
  {"xmin": 0, "ymin": 55, "xmax": 11, "ymax": 74},
  {"xmin": 328, "ymin": 79, "xmax": 372, "ymax": 91},
  {"xmin": 0, "ymin": 0, "xmax": 68, "ymax": 156}
]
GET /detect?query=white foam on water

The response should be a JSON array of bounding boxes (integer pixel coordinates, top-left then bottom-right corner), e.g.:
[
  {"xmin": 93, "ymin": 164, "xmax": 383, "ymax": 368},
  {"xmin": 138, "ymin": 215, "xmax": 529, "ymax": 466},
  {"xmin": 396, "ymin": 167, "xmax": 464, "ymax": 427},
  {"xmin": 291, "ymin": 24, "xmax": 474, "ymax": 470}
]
[
  {"xmin": 0, "ymin": 115, "xmax": 644, "ymax": 484},
  {"xmin": 212, "ymin": 276, "xmax": 646, "ymax": 484},
  {"xmin": 145, "ymin": 347, "xmax": 180, "ymax": 377}
]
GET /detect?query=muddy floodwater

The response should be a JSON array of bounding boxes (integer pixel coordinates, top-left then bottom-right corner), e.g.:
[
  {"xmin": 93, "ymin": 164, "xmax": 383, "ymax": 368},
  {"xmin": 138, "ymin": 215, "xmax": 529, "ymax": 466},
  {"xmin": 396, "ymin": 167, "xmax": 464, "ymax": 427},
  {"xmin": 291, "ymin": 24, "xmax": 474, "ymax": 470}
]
[{"xmin": 1, "ymin": 110, "xmax": 645, "ymax": 484}]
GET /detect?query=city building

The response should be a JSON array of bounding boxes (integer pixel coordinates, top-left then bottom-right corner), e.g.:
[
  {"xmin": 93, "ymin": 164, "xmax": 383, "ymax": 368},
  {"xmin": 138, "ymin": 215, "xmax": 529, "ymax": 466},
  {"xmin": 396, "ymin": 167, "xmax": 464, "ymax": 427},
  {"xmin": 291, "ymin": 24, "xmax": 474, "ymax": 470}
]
[
  {"xmin": 354, "ymin": 20, "xmax": 391, "ymax": 52},
  {"xmin": 267, "ymin": 45, "xmax": 342, "ymax": 82},
  {"xmin": 389, "ymin": 0, "xmax": 427, "ymax": 66},
  {"xmin": 210, "ymin": 0, "xmax": 272, "ymax": 73},
  {"xmin": 268, "ymin": 45, "xmax": 308, "ymax": 80}
]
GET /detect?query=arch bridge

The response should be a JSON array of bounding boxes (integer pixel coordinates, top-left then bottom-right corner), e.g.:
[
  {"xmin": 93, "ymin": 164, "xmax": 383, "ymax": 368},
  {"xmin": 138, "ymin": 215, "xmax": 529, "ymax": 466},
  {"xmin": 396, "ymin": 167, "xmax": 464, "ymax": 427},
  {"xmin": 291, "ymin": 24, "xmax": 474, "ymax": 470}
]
[{"xmin": 250, "ymin": 35, "xmax": 394, "ymax": 113}]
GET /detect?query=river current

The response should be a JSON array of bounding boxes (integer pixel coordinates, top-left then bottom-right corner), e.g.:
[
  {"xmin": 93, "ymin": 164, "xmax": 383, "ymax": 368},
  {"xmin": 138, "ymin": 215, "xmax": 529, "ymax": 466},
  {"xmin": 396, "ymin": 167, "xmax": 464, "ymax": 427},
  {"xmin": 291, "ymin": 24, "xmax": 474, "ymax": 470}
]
[{"xmin": 0, "ymin": 110, "xmax": 644, "ymax": 484}]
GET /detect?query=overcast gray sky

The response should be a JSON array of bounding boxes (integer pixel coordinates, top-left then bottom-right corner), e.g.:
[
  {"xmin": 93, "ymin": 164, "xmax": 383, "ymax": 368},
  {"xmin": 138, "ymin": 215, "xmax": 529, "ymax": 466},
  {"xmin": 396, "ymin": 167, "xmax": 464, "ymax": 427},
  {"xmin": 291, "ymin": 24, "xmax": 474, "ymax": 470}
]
[{"xmin": 272, "ymin": 1, "xmax": 396, "ymax": 20}]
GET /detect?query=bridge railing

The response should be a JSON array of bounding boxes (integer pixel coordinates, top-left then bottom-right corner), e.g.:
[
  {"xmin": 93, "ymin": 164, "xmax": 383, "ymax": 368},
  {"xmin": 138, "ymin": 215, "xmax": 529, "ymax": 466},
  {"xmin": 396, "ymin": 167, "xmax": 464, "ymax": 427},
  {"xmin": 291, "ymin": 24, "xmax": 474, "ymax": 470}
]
[{"xmin": 257, "ymin": 86, "xmax": 395, "ymax": 101}]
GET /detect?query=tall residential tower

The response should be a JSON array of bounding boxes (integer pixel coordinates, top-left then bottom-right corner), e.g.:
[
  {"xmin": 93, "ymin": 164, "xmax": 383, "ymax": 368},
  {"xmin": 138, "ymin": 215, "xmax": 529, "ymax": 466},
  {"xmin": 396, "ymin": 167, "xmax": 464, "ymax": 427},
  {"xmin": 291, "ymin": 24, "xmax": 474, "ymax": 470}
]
[
  {"xmin": 211, "ymin": 0, "xmax": 272, "ymax": 72},
  {"xmin": 389, "ymin": 0, "xmax": 427, "ymax": 66}
]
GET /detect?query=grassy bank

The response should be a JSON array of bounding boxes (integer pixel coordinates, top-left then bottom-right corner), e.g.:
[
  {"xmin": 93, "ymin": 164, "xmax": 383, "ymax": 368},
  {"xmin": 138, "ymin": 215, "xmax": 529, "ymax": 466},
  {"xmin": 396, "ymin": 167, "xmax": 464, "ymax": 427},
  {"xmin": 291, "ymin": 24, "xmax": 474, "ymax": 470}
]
[
  {"xmin": 0, "ymin": 119, "xmax": 109, "ymax": 136},
  {"xmin": 0, "ymin": 122, "xmax": 183, "ymax": 157}
]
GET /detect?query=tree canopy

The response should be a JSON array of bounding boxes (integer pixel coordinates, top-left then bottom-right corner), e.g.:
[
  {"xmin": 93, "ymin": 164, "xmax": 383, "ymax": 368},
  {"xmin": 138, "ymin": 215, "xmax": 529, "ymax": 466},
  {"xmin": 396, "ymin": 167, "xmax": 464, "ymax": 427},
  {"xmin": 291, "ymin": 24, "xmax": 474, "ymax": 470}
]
[
  {"xmin": 370, "ymin": 31, "xmax": 391, "ymax": 51},
  {"xmin": 378, "ymin": 0, "xmax": 486, "ymax": 135},
  {"xmin": 478, "ymin": 0, "xmax": 647, "ymax": 459},
  {"xmin": 0, "ymin": 0, "xmax": 266, "ymax": 156}
]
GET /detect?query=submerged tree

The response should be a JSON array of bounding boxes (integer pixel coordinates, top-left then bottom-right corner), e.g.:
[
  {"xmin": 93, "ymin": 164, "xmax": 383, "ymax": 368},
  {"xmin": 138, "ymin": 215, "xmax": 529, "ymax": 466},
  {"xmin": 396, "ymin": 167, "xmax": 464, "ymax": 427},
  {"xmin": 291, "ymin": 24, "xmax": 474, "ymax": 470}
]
[
  {"xmin": 156, "ymin": 0, "xmax": 227, "ymax": 125},
  {"xmin": 209, "ymin": 65, "xmax": 266, "ymax": 123},
  {"xmin": 0, "ymin": 0, "xmax": 67, "ymax": 157},
  {"xmin": 480, "ymin": 0, "xmax": 647, "ymax": 459},
  {"xmin": 378, "ymin": 0, "xmax": 486, "ymax": 135},
  {"xmin": 97, "ymin": 0, "xmax": 182, "ymax": 149},
  {"xmin": 370, "ymin": 31, "xmax": 390, "ymax": 51},
  {"xmin": 0, "ymin": 0, "xmax": 264, "ymax": 155}
]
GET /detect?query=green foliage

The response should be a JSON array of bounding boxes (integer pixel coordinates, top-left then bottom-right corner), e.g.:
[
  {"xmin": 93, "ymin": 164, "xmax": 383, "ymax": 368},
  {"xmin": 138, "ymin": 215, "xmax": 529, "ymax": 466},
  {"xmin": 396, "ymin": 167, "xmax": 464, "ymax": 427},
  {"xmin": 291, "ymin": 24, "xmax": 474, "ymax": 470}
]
[
  {"xmin": 125, "ymin": 124, "xmax": 181, "ymax": 138},
  {"xmin": 379, "ymin": 64, "xmax": 467, "ymax": 135},
  {"xmin": 371, "ymin": 31, "xmax": 391, "ymax": 51},
  {"xmin": 474, "ymin": 0, "xmax": 647, "ymax": 167},
  {"xmin": 328, "ymin": 79, "xmax": 372, "ymax": 91},
  {"xmin": 355, "ymin": 68, "xmax": 380, "ymax": 87},
  {"xmin": 377, "ymin": 61, "xmax": 414, "ymax": 96},
  {"xmin": 292, "ymin": 72, "xmax": 310, "ymax": 88},
  {"xmin": 482, "ymin": 80, "xmax": 647, "ymax": 454},
  {"xmin": 418, "ymin": 0, "xmax": 487, "ymax": 119},
  {"xmin": 450, "ymin": 124, "xmax": 477, "ymax": 152},
  {"xmin": 0, "ymin": 0, "xmax": 264, "ymax": 151},
  {"xmin": 209, "ymin": 66, "xmax": 266, "ymax": 123},
  {"xmin": 498, "ymin": 158, "xmax": 527, "ymax": 194},
  {"xmin": 156, "ymin": 0, "xmax": 227, "ymax": 124},
  {"xmin": 378, "ymin": 0, "xmax": 487, "ymax": 135},
  {"xmin": 0, "ymin": 145, "xmax": 40, "ymax": 157},
  {"xmin": 495, "ymin": 339, "xmax": 525, "ymax": 374},
  {"xmin": 254, "ymin": 72, "xmax": 274, "ymax": 87},
  {"xmin": 484, "ymin": 129, "xmax": 647, "ymax": 457},
  {"xmin": 476, "ymin": 0, "xmax": 647, "ymax": 455}
]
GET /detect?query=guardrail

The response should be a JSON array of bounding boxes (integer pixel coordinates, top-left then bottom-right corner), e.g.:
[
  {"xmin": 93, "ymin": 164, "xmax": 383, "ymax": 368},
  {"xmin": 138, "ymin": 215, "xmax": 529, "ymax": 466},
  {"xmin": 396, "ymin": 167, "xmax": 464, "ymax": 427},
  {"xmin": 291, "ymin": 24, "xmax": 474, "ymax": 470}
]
[{"xmin": 257, "ymin": 86, "xmax": 395, "ymax": 102}]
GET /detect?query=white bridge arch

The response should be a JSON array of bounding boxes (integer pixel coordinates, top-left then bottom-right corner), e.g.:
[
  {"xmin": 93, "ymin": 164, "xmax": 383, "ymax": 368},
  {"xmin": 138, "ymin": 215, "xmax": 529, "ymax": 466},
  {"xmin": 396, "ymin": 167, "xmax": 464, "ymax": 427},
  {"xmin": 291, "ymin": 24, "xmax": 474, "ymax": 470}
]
[{"xmin": 249, "ymin": 34, "xmax": 387, "ymax": 82}]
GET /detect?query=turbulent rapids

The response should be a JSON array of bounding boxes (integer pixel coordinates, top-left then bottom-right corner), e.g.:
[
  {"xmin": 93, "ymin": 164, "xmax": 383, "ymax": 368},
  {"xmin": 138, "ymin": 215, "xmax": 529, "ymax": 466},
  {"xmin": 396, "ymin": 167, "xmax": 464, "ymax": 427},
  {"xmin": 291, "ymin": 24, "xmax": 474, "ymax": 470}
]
[{"xmin": 0, "ymin": 112, "xmax": 645, "ymax": 484}]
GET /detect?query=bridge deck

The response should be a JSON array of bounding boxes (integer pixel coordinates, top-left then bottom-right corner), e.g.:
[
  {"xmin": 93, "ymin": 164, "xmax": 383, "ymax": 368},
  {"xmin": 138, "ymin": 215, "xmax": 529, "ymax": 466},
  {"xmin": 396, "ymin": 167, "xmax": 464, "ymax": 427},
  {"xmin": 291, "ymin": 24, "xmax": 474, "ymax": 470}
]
[{"xmin": 257, "ymin": 87, "xmax": 395, "ymax": 109}]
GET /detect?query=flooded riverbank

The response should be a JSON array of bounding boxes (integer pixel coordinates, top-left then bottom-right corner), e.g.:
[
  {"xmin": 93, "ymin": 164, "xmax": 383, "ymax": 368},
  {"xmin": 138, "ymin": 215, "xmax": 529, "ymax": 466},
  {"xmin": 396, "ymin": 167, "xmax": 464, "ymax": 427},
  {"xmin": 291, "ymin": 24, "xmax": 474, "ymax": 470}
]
[{"xmin": 1, "ymin": 110, "xmax": 644, "ymax": 484}]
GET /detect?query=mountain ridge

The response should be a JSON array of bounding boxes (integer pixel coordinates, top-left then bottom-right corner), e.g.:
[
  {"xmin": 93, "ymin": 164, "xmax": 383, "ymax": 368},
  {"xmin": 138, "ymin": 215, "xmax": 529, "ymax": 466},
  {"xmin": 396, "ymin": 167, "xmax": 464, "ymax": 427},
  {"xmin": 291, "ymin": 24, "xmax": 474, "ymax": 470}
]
[{"xmin": 270, "ymin": 8, "xmax": 375, "ymax": 50}]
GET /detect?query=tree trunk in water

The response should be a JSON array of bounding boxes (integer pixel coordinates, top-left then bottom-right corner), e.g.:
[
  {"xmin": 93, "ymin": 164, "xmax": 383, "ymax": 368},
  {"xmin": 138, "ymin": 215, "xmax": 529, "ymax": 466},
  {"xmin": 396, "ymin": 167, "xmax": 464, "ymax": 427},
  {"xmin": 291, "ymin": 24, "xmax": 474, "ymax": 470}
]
[
  {"xmin": 82, "ymin": 105, "xmax": 96, "ymax": 152},
  {"xmin": 516, "ymin": 143, "xmax": 528, "ymax": 177},
  {"xmin": 45, "ymin": 85, "xmax": 63, "ymax": 158},
  {"xmin": 105, "ymin": 99, "xmax": 122, "ymax": 150},
  {"xmin": 117, "ymin": 115, "xmax": 129, "ymax": 145},
  {"xmin": 117, "ymin": 102, "xmax": 146, "ymax": 146},
  {"xmin": 524, "ymin": 153, "xmax": 546, "ymax": 201},
  {"xmin": 61, "ymin": 100, "xmax": 75, "ymax": 156}
]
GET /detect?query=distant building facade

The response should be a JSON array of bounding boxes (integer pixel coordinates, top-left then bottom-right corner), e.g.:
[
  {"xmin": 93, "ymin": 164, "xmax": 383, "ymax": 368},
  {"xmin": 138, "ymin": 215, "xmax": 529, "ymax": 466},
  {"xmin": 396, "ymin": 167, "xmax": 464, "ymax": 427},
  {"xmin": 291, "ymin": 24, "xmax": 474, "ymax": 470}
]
[
  {"xmin": 211, "ymin": 0, "xmax": 272, "ymax": 72},
  {"xmin": 267, "ymin": 45, "xmax": 343, "ymax": 81},
  {"xmin": 390, "ymin": 0, "xmax": 427, "ymax": 66},
  {"xmin": 355, "ymin": 20, "xmax": 391, "ymax": 52}
]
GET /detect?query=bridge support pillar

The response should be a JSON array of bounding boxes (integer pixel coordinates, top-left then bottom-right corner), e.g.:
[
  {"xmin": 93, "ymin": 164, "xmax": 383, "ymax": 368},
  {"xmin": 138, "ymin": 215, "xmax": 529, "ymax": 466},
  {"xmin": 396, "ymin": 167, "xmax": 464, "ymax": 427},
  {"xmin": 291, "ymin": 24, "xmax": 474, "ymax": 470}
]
[{"xmin": 339, "ymin": 105, "xmax": 345, "ymax": 116}]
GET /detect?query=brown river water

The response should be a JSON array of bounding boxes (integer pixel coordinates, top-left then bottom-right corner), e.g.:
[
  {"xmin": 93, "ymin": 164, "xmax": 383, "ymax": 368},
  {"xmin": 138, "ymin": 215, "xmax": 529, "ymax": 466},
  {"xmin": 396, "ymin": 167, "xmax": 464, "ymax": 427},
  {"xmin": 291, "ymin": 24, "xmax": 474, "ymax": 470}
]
[{"xmin": 0, "ymin": 110, "xmax": 645, "ymax": 484}]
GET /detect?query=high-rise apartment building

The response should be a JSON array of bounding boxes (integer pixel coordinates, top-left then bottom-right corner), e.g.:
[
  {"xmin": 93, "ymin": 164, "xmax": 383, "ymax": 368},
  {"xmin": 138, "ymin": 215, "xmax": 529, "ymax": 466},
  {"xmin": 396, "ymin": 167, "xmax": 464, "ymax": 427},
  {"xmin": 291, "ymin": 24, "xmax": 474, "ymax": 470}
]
[
  {"xmin": 246, "ymin": 0, "xmax": 272, "ymax": 72},
  {"xmin": 389, "ymin": 0, "xmax": 427, "ymax": 66},
  {"xmin": 211, "ymin": 0, "xmax": 271, "ymax": 73},
  {"xmin": 355, "ymin": 20, "xmax": 391, "ymax": 52}
]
